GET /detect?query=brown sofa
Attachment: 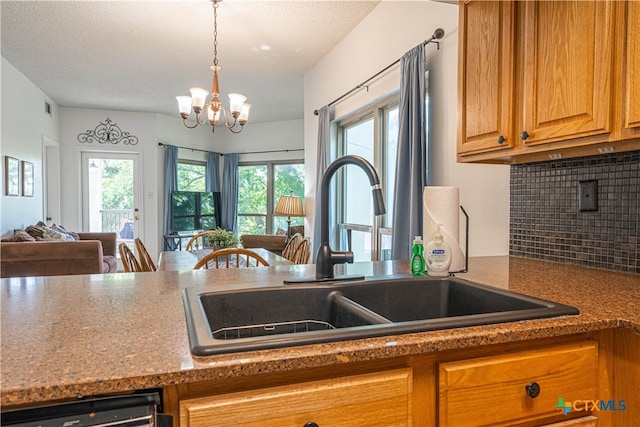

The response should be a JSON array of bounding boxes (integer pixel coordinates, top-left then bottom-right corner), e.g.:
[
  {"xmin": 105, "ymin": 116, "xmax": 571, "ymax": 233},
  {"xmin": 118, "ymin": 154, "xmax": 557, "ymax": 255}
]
[
  {"xmin": 0, "ymin": 232, "xmax": 118, "ymax": 278},
  {"xmin": 241, "ymin": 226, "xmax": 304, "ymax": 256}
]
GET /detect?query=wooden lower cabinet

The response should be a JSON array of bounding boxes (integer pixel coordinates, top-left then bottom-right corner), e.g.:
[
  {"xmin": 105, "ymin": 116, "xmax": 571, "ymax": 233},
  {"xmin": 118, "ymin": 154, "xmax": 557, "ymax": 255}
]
[
  {"xmin": 167, "ymin": 333, "xmax": 640, "ymax": 427},
  {"xmin": 438, "ymin": 341, "xmax": 597, "ymax": 426},
  {"xmin": 179, "ymin": 369, "xmax": 412, "ymax": 427},
  {"xmin": 544, "ymin": 416, "xmax": 598, "ymax": 427}
]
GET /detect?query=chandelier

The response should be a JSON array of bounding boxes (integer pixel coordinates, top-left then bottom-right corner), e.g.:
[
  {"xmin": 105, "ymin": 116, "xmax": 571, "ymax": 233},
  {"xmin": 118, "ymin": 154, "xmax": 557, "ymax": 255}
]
[{"xmin": 176, "ymin": 0, "xmax": 250, "ymax": 133}]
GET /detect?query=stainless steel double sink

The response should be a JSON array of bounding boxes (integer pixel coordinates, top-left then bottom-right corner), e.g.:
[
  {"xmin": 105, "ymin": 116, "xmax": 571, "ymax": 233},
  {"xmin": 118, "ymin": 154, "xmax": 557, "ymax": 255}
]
[{"xmin": 182, "ymin": 276, "xmax": 579, "ymax": 356}]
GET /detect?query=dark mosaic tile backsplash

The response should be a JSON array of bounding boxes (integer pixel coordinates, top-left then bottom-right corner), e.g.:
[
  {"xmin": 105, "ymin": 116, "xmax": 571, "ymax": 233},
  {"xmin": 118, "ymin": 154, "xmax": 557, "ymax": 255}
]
[{"xmin": 510, "ymin": 150, "xmax": 639, "ymax": 273}]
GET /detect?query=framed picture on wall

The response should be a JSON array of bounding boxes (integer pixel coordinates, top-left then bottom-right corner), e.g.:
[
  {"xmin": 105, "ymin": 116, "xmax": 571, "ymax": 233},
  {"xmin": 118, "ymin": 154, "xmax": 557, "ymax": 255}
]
[
  {"xmin": 4, "ymin": 156, "xmax": 20, "ymax": 196},
  {"xmin": 22, "ymin": 161, "xmax": 34, "ymax": 197}
]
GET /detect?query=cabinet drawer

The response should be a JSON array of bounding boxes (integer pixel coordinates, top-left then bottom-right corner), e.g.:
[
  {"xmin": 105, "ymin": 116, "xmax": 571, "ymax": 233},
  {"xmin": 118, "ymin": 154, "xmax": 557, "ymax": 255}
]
[
  {"xmin": 438, "ymin": 341, "xmax": 597, "ymax": 426},
  {"xmin": 180, "ymin": 368, "xmax": 412, "ymax": 427}
]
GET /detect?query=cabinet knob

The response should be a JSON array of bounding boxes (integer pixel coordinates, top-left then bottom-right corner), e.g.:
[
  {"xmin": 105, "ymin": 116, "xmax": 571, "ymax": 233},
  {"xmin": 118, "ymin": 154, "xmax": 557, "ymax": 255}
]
[
  {"xmin": 520, "ymin": 131, "xmax": 530, "ymax": 140},
  {"xmin": 525, "ymin": 382, "xmax": 541, "ymax": 398},
  {"xmin": 304, "ymin": 423, "xmax": 319, "ymax": 427},
  {"xmin": 497, "ymin": 135, "xmax": 506, "ymax": 144}
]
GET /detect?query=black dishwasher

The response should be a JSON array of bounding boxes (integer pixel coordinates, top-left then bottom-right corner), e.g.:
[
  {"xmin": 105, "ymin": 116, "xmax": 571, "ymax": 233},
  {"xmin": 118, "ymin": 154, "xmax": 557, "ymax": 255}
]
[{"xmin": 1, "ymin": 392, "xmax": 173, "ymax": 427}]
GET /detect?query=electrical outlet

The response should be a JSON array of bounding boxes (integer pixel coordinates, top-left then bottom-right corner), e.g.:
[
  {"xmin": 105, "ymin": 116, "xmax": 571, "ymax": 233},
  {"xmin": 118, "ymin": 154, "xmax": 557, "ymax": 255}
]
[{"xmin": 579, "ymin": 180, "xmax": 598, "ymax": 211}]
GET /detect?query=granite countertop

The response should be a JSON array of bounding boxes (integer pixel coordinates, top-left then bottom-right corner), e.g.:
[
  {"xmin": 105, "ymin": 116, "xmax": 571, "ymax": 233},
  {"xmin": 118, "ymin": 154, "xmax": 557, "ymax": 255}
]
[{"xmin": 1, "ymin": 256, "xmax": 638, "ymax": 407}]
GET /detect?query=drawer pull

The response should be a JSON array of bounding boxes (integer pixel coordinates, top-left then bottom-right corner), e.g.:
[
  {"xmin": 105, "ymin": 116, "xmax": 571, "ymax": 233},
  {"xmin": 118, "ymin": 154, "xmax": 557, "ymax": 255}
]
[
  {"xmin": 304, "ymin": 423, "xmax": 319, "ymax": 427},
  {"xmin": 525, "ymin": 382, "xmax": 541, "ymax": 398}
]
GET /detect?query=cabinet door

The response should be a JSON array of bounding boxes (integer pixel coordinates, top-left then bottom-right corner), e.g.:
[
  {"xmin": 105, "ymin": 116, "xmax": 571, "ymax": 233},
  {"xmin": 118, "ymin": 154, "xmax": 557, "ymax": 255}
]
[
  {"xmin": 439, "ymin": 342, "xmax": 597, "ymax": 426},
  {"xmin": 179, "ymin": 369, "xmax": 412, "ymax": 427},
  {"xmin": 622, "ymin": 1, "xmax": 640, "ymax": 136},
  {"xmin": 457, "ymin": 0, "xmax": 515, "ymax": 155},
  {"xmin": 520, "ymin": 1, "xmax": 615, "ymax": 146}
]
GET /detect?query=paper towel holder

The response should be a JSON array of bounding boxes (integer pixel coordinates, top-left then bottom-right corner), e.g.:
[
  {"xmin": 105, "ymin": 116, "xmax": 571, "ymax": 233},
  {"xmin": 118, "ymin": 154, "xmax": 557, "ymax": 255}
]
[{"xmin": 449, "ymin": 205, "xmax": 469, "ymax": 275}]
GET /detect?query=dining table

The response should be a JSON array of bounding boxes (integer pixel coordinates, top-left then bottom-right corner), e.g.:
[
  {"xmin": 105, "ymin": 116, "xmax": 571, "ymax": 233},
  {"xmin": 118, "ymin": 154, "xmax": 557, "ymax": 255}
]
[{"xmin": 157, "ymin": 247, "xmax": 292, "ymax": 271}]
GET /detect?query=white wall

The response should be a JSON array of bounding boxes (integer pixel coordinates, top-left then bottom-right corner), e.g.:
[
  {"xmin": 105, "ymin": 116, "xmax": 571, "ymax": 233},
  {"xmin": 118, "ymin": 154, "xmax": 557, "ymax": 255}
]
[
  {"xmin": 1, "ymin": 57, "xmax": 60, "ymax": 238},
  {"xmin": 304, "ymin": 0, "xmax": 510, "ymax": 257},
  {"xmin": 59, "ymin": 108, "xmax": 162, "ymax": 256}
]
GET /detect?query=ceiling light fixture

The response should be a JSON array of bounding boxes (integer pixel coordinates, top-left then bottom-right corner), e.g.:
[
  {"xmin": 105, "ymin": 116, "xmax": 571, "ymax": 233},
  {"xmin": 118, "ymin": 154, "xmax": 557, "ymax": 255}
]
[{"xmin": 176, "ymin": 0, "xmax": 250, "ymax": 133}]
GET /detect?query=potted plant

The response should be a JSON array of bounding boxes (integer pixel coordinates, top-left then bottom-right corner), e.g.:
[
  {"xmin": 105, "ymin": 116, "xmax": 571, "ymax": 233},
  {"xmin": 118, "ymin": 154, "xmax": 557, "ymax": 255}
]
[{"xmin": 206, "ymin": 228, "xmax": 239, "ymax": 250}]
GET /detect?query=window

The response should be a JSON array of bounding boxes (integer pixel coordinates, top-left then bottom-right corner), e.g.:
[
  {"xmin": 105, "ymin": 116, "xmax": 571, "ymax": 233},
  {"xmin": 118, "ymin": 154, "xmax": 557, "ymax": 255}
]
[
  {"xmin": 336, "ymin": 95, "xmax": 399, "ymax": 261},
  {"xmin": 177, "ymin": 160, "xmax": 206, "ymax": 191},
  {"xmin": 336, "ymin": 70, "xmax": 429, "ymax": 261},
  {"xmin": 237, "ymin": 161, "xmax": 304, "ymax": 235}
]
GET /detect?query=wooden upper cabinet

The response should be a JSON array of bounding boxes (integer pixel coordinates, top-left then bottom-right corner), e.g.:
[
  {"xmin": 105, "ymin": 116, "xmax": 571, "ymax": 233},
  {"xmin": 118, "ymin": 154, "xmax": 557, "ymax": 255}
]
[
  {"xmin": 520, "ymin": 1, "xmax": 615, "ymax": 146},
  {"xmin": 622, "ymin": 1, "xmax": 640, "ymax": 136},
  {"xmin": 457, "ymin": 0, "xmax": 640, "ymax": 164},
  {"xmin": 457, "ymin": 0, "xmax": 515, "ymax": 155}
]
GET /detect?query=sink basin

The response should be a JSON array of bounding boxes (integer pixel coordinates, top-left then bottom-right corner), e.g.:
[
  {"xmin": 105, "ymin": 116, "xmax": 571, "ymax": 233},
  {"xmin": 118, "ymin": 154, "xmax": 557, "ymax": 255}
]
[{"xmin": 182, "ymin": 276, "xmax": 579, "ymax": 356}]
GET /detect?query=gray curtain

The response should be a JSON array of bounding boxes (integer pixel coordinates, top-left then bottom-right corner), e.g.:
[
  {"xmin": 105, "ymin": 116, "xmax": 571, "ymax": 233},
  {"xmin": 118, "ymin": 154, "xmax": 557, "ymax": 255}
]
[
  {"xmin": 162, "ymin": 145, "xmax": 179, "ymax": 236},
  {"xmin": 206, "ymin": 151, "xmax": 222, "ymax": 229},
  {"xmin": 205, "ymin": 152, "xmax": 221, "ymax": 192},
  {"xmin": 221, "ymin": 153, "xmax": 239, "ymax": 232},
  {"xmin": 391, "ymin": 43, "xmax": 427, "ymax": 260},
  {"xmin": 312, "ymin": 106, "xmax": 331, "ymax": 261}
]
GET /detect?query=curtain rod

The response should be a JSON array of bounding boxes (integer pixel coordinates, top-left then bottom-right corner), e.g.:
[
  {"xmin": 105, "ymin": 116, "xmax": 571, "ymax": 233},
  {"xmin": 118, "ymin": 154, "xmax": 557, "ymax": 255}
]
[
  {"xmin": 313, "ymin": 28, "xmax": 445, "ymax": 116},
  {"xmin": 158, "ymin": 142, "xmax": 304, "ymax": 156}
]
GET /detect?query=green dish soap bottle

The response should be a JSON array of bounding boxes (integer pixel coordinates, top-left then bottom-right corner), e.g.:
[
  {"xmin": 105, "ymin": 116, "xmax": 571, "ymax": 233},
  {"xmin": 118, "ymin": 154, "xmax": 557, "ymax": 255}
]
[{"xmin": 411, "ymin": 236, "xmax": 425, "ymax": 276}]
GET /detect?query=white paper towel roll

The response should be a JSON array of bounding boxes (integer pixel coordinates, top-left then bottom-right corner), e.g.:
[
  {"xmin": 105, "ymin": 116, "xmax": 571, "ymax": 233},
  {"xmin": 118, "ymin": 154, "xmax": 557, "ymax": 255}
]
[{"xmin": 423, "ymin": 186, "xmax": 465, "ymax": 271}]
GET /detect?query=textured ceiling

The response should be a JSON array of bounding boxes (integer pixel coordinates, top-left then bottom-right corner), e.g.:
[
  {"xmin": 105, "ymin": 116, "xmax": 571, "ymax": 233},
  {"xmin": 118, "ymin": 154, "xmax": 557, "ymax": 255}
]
[{"xmin": 1, "ymin": 1, "xmax": 380, "ymax": 124}]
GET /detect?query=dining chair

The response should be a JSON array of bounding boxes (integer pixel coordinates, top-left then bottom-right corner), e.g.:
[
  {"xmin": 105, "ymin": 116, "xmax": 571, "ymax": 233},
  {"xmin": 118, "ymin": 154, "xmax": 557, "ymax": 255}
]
[
  {"xmin": 193, "ymin": 248, "xmax": 270, "ymax": 269},
  {"xmin": 134, "ymin": 237, "xmax": 156, "ymax": 272},
  {"xmin": 290, "ymin": 237, "xmax": 311, "ymax": 264},
  {"xmin": 119, "ymin": 243, "xmax": 143, "ymax": 272},
  {"xmin": 185, "ymin": 230, "xmax": 217, "ymax": 251},
  {"xmin": 281, "ymin": 233, "xmax": 302, "ymax": 261}
]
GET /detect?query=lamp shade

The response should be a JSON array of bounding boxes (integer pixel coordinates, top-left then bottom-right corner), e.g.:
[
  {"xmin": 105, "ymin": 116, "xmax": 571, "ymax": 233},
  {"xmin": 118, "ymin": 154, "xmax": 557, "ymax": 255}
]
[
  {"xmin": 228, "ymin": 93, "xmax": 247, "ymax": 114},
  {"xmin": 189, "ymin": 87, "xmax": 209, "ymax": 110},
  {"xmin": 176, "ymin": 96, "xmax": 192, "ymax": 115},
  {"xmin": 274, "ymin": 194, "xmax": 305, "ymax": 217}
]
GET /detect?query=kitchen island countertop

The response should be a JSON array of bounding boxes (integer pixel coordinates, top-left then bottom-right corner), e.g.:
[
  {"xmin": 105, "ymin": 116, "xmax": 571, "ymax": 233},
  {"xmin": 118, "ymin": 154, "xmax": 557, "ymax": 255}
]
[{"xmin": 1, "ymin": 256, "xmax": 638, "ymax": 407}]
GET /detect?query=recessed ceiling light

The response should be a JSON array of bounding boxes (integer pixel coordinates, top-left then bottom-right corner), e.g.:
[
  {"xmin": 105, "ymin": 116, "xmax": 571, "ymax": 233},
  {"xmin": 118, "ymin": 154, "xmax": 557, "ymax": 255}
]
[{"xmin": 252, "ymin": 44, "xmax": 272, "ymax": 52}]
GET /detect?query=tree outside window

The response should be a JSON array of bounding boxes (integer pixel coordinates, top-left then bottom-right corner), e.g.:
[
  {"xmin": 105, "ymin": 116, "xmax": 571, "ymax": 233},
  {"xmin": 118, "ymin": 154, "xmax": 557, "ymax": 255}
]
[
  {"xmin": 237, "ymin": 162, "xmax": 305, "ymax": 236},
  {"xmin": 177, "ymin": 161, "xmax": 206, "ymax": 191}
]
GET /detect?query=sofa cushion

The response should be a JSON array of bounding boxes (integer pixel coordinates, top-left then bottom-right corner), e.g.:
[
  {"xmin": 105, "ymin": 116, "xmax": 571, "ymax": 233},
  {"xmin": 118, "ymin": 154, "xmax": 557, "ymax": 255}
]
[
  {"xmin": 13, "ymin": 229, "xmax": 36, "ymax": 242},
  {"xmin": 42, "ymin": 226, "xmax": 75, "ymax": 241},
  {"xmin": 25, "ymin": 223, "xmax": 46, "ymax": 240},
  {"xmin": 52, "ymin": 224, "xmax": 80, "ymax": 240},
  {"xmin": 102, "ymin": 255, "xmax": 118, "ymax": 273},
  {"xmin": 290, "ymin": 225, "xmax": 304, "ymax": 235}
]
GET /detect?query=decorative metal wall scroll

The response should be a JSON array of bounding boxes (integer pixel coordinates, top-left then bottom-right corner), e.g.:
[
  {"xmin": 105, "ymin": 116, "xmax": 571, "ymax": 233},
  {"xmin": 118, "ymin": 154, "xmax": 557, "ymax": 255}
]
[{"xmin": 77, "ymin": 117, "xmax": 139, "ymax": 145}]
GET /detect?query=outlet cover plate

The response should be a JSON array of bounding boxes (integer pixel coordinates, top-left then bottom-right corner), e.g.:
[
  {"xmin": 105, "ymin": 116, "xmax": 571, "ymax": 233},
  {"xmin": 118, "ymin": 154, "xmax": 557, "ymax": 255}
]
[{"xmin": 579, "ymin": 180, "xmax": 598, "ymax": 211}]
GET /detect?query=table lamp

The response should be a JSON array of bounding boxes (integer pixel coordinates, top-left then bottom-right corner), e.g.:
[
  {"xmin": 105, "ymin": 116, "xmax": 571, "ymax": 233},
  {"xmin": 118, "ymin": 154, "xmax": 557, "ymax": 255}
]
[{"xmin": 274, "ymin": 192, "xmax": 305, "ymax": 241}]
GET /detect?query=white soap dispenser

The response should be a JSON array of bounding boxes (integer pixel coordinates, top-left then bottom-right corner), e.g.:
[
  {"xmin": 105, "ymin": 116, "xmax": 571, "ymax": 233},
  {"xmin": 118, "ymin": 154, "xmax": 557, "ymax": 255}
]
[{"xmin": 425, "ymin": 224, "xmax": 452, "ymax": 277}]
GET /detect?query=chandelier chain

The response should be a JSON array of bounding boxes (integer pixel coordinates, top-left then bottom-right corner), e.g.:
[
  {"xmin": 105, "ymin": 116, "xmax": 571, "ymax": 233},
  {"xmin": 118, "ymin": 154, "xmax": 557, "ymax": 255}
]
[
  {"xmin": 212, "ymin": 1, "xmax": 218, "ymax": 66},
  {"xmin": 176, "ymin": 0, "xmax": 249, "ymax": 133}
]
